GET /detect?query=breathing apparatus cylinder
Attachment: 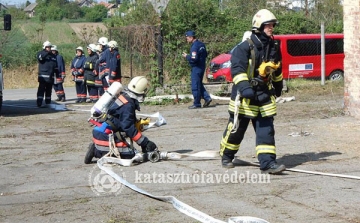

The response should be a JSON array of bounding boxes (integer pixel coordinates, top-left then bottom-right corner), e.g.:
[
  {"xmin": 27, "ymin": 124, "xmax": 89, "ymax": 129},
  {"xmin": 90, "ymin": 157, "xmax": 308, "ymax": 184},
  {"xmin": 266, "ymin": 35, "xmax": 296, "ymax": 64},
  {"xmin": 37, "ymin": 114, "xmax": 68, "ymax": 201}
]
[{"xmin": 91, "ymin": 82, "xmax": 123, "ymax": 118}]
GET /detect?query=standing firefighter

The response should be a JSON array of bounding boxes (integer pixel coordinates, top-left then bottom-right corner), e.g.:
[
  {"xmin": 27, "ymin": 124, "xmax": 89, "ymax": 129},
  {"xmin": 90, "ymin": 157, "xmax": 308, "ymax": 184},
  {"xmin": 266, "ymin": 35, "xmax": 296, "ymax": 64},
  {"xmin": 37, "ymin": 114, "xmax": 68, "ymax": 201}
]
[
  {"xmin": 219, "ymin": 9, "xmax": 285, "ymax": 174},
  {"xmin": 36, "ymin": 41, "xmax": 57, "ymax": 107},
  {"xmin": 107, "ymin": 40, "xmax": 122, "ymax": 84},
  {"xmin": 51, "ymin": 45, "xmax": 66, "ymax": 102},
  {"xmin": 71, "ymin": 46, "xmax": 87, "ymax": 103},
  {"xmin": 95, "ymin": 37, "xmax": 110, "ymax": 94},
  {"xmin": 84, "ymin": 44, "xmax": 100, "ymax": 103}
]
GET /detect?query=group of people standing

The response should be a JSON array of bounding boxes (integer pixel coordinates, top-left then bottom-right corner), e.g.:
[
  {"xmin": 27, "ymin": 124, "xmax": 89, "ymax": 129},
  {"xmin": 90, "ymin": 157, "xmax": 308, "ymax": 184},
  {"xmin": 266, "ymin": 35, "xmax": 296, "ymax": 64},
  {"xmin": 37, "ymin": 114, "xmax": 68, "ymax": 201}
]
[{"xmin": 36, "ymin": 36, "xmax": 121, "ymax": 107}]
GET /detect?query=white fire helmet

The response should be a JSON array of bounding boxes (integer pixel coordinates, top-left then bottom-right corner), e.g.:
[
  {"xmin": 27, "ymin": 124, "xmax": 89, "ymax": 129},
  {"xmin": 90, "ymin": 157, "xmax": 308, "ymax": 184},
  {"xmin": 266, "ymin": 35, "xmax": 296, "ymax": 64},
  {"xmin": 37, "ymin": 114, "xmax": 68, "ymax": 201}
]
[
  {"xmin": 108, "ymin": 40, "xmax": 118, "ymax": 49},
  {"xmin": 87, "ymin": 44, "xmax": 98, "ymax": 53},
  {"xmin": 43, "ymin": 40, "xmax": 52, "ymax": 49},
  {"xmin": 76, "ymin": 46, "xmax": 84, "ymax": 52},
  {"xmin": 252, "ymin": 9, "xmax": 278, "ymax": 31},
  {"xmin": 98, "ymin": 37, "xmax": 109, "ymax": 46},
  {"xmin": 128, "ymin": 76, "xmax": 149, "ymax": 95},
  {"xmin": 51, "ymin": 45, "xmax": 58, "ymax": 51}
]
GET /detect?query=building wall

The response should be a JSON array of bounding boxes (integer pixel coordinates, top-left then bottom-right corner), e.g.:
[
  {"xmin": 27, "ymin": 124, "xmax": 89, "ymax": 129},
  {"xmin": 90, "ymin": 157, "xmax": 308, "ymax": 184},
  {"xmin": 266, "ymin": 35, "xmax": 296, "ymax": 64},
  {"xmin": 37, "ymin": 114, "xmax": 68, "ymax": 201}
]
[{"xmin": 343, "ymin": 0, "xmax": 360, "ymax": 118}]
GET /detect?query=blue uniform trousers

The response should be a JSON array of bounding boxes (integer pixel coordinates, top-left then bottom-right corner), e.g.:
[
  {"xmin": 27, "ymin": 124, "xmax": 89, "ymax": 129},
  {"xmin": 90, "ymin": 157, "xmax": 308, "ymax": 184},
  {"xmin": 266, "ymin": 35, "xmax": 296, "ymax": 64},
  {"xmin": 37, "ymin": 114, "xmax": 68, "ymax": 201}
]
[{"xmin": 191, "ymin": 67, "xmax": 211, "ymax": 107}]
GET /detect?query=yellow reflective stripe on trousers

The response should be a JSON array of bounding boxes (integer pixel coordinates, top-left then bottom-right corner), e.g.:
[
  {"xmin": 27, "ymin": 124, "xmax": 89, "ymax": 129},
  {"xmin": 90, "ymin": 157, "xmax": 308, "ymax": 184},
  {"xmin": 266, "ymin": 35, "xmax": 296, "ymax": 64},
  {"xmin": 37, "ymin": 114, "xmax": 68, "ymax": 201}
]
[
  {"xmin": 220, "ymin": 122, "xmax": 239, "ymax": 155},
  {"xmin": 228, "ymin": 98, "xmax": 259, "ymax": 118},
  {"xmin": 233, "ymin": 73, "xmax": 249, "ymax": 85},
  {"xmin": 256, "ymin": 145, "xmax": 276, "ymax": 155},
  {"xmin": 259, "ymin": 96, "xmax": 277, "ymax": 117}
]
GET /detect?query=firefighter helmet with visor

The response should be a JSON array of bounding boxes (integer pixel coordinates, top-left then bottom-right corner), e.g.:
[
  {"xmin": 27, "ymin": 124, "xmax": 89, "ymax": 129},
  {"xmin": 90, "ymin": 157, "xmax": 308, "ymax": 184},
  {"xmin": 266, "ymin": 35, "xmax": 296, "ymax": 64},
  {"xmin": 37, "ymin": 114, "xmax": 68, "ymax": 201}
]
[
  {"xmin": 128, "ymin": 76, "xmax": 148, "ymax": 95},
  {"xmin": 252, "ymin": 9, "xmax": 278, "ymax": 31}
]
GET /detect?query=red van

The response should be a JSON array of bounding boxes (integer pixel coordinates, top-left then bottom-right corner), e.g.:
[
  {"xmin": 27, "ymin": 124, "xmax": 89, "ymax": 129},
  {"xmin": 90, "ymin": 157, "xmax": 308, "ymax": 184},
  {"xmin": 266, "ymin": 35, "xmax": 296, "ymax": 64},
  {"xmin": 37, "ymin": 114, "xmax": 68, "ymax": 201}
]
[{"xmin": 206, "ymin": 33, "xmax": 344, "ymax": 82}]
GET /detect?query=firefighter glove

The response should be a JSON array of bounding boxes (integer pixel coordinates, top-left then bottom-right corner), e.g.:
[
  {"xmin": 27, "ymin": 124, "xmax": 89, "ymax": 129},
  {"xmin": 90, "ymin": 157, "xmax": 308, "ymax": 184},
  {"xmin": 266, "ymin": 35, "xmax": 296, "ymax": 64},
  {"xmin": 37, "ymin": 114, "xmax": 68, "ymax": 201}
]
[
  {"xmin": 141, "ymin": 140, "xmax": 157, "ymax": 153},
  {"xmin": 94, "ymin": 122, "xmax": 112, "ymax": 133},
  {"xmin": 272, "ymin": 81, "xmax": 283, "ymax": 97},
  {"xmin": 256, "ymin": 90, "xmax": 270, "ymax": 103},
  {"xmin": 236, "ymin": 81, "xmax": 254, "ymax": 99}
]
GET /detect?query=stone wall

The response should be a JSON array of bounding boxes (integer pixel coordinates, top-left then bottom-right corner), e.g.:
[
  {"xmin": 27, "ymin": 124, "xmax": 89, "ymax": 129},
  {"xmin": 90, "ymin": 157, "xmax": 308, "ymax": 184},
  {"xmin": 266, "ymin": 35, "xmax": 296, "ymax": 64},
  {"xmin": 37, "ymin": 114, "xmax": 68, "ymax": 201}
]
[{"xmin": 343, "ymin": 0, "xmax": 360, "ymax": 118}]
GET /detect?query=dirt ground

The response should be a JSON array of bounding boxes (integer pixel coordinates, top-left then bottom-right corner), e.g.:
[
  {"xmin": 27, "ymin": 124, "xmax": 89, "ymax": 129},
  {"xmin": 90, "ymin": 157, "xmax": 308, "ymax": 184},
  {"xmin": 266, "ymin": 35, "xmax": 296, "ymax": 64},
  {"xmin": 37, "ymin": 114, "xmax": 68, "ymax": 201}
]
[{"xmin": 0, "ymin": 85, "xmax": 360, "ymax": 223}]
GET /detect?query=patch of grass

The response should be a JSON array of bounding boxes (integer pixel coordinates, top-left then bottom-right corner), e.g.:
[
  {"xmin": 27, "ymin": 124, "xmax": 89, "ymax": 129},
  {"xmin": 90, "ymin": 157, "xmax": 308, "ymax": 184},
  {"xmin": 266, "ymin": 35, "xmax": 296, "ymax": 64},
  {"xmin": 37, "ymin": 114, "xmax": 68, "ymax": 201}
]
[{"xmin": 143, "ymin": 97, "xmax": 192, "ymax": 106}]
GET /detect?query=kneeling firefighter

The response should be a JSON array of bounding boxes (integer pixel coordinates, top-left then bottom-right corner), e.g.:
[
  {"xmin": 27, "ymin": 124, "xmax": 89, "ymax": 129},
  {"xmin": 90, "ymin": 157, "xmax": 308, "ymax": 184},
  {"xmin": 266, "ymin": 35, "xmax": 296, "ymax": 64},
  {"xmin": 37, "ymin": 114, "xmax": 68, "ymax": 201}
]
[{"xmin": 84, "ymin": 76, "xmax": 158, "ymax": 164}]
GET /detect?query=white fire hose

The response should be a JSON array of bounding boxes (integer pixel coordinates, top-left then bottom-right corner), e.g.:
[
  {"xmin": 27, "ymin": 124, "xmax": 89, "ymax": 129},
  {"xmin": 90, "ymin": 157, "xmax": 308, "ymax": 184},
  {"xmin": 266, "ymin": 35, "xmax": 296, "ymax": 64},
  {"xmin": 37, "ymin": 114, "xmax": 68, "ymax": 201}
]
[
  {"xmin": 96, "ymin": 149, "xmax": 360, "ymax": 223},
  {"xmin": 97, "ymin": 156, "xmax": 270, "ymax": 223}
]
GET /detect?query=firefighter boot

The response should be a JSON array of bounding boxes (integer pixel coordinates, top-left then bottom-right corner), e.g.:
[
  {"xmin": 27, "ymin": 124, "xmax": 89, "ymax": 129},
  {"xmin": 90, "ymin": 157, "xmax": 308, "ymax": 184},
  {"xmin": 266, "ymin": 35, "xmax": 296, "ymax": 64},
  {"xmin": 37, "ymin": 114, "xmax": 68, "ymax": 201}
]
[
  {"xmin": 84, "ymin": 143, "xmax": 95, "ymax": 164},
  {"xmin": 221, "ymin": 149, "xmax": 236, "ymax": 169},
  {"xmin": 258, "ymin": 153, "xmax": 286, "ymax": 174}
]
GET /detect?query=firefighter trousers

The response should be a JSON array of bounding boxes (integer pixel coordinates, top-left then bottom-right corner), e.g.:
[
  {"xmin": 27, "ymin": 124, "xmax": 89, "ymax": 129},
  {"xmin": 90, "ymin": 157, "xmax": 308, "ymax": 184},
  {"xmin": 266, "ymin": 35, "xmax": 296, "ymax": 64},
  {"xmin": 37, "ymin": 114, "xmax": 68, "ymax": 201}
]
[
  {"xmin": 37, "ymin": 82, "xmax": 53, "ymax": 106},
  {"xmin": 220, "ymin": 113, "xmax": 277, "ymax": 170}
]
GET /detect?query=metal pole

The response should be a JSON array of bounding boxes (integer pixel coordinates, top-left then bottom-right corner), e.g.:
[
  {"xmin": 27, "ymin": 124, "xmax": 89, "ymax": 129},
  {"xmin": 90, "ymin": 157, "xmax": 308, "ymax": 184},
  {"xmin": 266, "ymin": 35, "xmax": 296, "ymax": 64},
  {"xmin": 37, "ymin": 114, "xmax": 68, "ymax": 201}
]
[
  {"xmin": 157, "ymin": 23, "xmax": 164, "ymax": 86},
  {"xmin": 321, "ymin": 22, "xmax": 325, "ymax": 86}
]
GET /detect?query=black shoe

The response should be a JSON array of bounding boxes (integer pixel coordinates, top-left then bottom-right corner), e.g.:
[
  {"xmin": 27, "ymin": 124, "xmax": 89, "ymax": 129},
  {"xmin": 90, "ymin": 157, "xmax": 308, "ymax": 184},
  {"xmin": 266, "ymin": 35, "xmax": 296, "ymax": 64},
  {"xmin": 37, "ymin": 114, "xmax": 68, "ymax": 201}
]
[
  {"xmin": 188, "ymin": 105, "xmax": 201, "ymax": 109},
  {"xmin": 203, "ymin": 99, "xmax": 212, "ymax": 108},
  {"xmin": 80, "ymin": 99, "xmax": 87, "ymax": 103},
  {"xmin": 86, "ymin": 99, "xmax": 94, "ymax": 103},
  {"xmin": 61, "ymin": 97, "xmax": 66, "ymax": 102},
  {"xmin": 55, "ymin": 98, "xmax": 61, "ymax": 102},
  {"xmin": 75, "ymin": 99, "xmax": 81, "ymax": 103},
  {"xmin": 261, "ymin": 164, "xmax": 286, "ymax": 174},
  {"xmin": 84, "ymin": 143, "xmax": 95, "ymax": 164},
  {"xmin": 222, "ymin": 158, "xmax": 235, "ymax": 168}
]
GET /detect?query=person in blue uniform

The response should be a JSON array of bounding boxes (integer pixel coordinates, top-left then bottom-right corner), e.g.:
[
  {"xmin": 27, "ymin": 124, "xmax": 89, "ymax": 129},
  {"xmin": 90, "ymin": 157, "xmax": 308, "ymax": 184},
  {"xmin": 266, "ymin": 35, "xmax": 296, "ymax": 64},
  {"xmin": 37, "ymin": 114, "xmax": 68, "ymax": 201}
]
[{"xmin": 182, "ymin": 30, "xmax": 212, "ymax": 109}]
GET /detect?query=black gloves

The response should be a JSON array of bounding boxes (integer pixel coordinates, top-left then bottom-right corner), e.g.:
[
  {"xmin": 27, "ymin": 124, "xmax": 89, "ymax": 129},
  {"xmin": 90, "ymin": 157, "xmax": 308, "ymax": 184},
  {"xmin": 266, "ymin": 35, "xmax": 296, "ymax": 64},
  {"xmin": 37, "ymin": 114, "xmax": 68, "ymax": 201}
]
[
  {"xmin": 256, "ymin": 90, "xmax": 270, "ymax": 103},
  {"xmin": 141, "ymin": 138, "xmax": 157, "ymax": 153},
  {"xmin": 235, "ymin": 81, "xmax": 254, "ymax": 99},
  {"xmin": 272, "ymin": 81, "xmax": 283, "ymax": 97}
]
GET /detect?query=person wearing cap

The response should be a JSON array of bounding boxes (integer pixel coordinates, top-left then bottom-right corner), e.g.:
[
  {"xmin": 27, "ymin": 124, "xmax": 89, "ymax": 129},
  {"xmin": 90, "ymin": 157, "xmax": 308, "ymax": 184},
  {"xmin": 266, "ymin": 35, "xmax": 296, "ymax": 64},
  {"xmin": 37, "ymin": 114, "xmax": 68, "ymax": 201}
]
[
  {"xmin": 182, "ymin": 30, "xmax": 212, "ymax": 109},
  {"xmin": 84, "ymin": 44, "xmax": 100, "ymax": 103},
  {"xmin": 51, "ymin": 45, "xmax": 66, "ymax": 102},
  {"xmin": 219, "ymin": 9, "xmax": 285, "ymax": 174},
  {"xmin": 70, "ymin": 46, "xmax": 87, "ymax": 103},
  {"xmin": 36, "ymin": 40, "xmax": 57, "ymax": 107}
]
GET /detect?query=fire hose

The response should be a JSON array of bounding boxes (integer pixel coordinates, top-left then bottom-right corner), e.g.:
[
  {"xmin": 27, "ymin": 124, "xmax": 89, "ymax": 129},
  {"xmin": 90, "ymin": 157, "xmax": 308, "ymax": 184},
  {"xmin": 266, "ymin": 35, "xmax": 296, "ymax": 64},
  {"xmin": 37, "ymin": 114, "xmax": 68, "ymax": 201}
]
[
  {"xmin": 97, "ymin": 150, "xmax": 360, "ymax": 223},
  {"xmin": 97, "ymin": 156, "xmax": 270, "ymax": 223}
]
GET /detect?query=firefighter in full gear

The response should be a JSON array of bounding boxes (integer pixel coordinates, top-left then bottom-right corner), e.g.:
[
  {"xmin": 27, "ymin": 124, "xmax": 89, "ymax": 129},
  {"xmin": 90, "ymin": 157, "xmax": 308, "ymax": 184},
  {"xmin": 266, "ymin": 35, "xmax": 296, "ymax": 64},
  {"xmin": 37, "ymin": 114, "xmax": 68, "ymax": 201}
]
[
  {"xmin": 71, "ymin": 46, "xmax": 87, "ymax": 103},
  {"xmin": 36, "ymin": 41, "xmax": 57, "ymax": 107},
  {"xmin": 107, "ymin": 40, "xmax": 122, "ymax": 84},
  {"xmin": 84, "ymin": 44, "xmax": 100, "ymax": 103},
  {"xmin": 95, "ymin": 37, "xmax": 110, "ymax": 95},
  {"xmin": 51, "ymin": 45, "xmax": 66, "ymax": 102},
  {"xmin": 84, "ymin": 76, "xmax": 158, "ymax": 164},
  {"xmin": 219, "ymin": 9, "xmax": 285, "ymax": 174}
]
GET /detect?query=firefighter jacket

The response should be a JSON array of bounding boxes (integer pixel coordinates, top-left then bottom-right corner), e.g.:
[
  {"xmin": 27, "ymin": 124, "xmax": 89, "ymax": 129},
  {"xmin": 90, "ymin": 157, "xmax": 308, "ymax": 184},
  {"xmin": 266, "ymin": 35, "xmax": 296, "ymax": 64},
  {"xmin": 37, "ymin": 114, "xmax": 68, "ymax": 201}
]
[
  {"xmin": 54, "ymin": 53, "xmax": 65, "ymax": 84},
  {"xmin": 185, "ymin": 39, "xmax": 208, "ymax": 70},
  {"xmin": 84, "ymin": 52, "xmax": 99, "ymax": 86},
  {"xmin": 229, "ymin": 32, "xmax": 283, "ymax": 118},
  {"xmin": 96, "ymin": 47, "xmax": 111, "ymax": 79},
  {"xmin": 70, "ymin": 54, "xmax": 86, "ymax": 83},
  {"xmin": 36, "ymin": 50, "xmax": 57, "ymax": 83},
  {"xmin": 92, "ymin": 92, "xmax": 149, "ymax": 147},
  {"xmin": 108, "ymin": 49, "xmax": 121, "ymax": 84}
]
